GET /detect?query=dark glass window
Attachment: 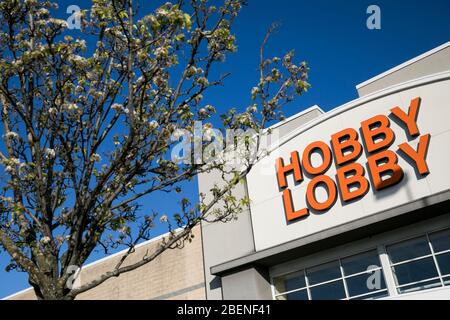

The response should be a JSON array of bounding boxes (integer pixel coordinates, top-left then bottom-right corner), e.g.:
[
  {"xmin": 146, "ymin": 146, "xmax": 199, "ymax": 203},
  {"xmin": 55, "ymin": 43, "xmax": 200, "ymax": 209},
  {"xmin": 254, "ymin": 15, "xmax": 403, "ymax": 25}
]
[
  {"xmin": 349, "ymin": 290, "xmax": 388, "ymax": 300},
  {"xmin": 285, "ymin": 289, "xmax": 308, "ymax": 300},
  {"xmin": 273, "ymin": 228, "xmax": 450, "ymax": 300},
  {"xmin": 387, "ymin": 234, "xmax": 445, "ymax": 294},
  {"xmin": 273, "ymin": 270, "xmax": 305, "ymax": 295},
  {"xmin": 387, "ymin": 236, "xmax": 431, "ymax": 264},
  {"xmin": 436, "ymin": 252, "xmax": 450, "ymax": 276},
  {"xmin": 306, "ymin": 261, "xmax": 341, "ymax": 286},
  {"xmin": 392, "ymin": 258, "xmax": 439, "ymax": 287},
  {"xmin": 430, "ymin": 229, "xmax": 450, "ymax": 253},
  {"xmin": 346, "ymin": 272, "xmax": 386, "ymax": 297},
  {"xmin": 342, "ymin": 250, "xmax": 381, "ymax": 276},
  {"xmin": 309, "ymin": 280, "xmax": 346, "ymax": 300}
]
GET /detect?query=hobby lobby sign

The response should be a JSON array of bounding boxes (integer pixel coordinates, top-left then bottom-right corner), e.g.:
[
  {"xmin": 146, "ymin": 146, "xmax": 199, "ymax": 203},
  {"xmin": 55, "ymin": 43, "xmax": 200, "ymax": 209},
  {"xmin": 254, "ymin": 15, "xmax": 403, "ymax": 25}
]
[{"xmin": 276, "ymin": 97, "xmax": 430, "ymax": 222}]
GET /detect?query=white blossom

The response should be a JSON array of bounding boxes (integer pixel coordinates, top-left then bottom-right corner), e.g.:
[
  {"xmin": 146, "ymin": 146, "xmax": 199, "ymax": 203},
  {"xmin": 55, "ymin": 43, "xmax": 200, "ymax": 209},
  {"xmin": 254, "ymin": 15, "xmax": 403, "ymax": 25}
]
[
  {"xmin": 119, "ymin": 226, "xmax": 130, "ymax": 235},
  {"xmin": 56, "ymin": 235, "xmax": 65, "ymax": 245},
  {"xmin": 186, "ymin": 66, "xmax": 197, "ymax": 78},
  {"xmin": 76, "ymin": 39, "xmax": 87, "ymax": 50},
  {"xmin": 159, "ymin": 215, "xmax": 168, "ymax": 223},
  {"xmin": 5, "ymin": 131, "xmax": 19, "ymax": 140},
  {"xmin": 37, "ymin": 8, "xmax": 49, "ymax": 16},
  {"xmin": 247, "ymin": 104, "xmax": 257, "ymax": 113},
  {"xmin": 148, "ymin": 120, "xmax": 159, "ymax": 130},
  {"xmin": 205, "ymin": 105, "xmax": 215, "ymax": 113},
  {"xmin": 70, "ymin": 54, "xmax": 88, "ymax": 66},
  {"xmin": 111, "ymin": 103, "xmax": 123, "ymax": 111},
  {"xmin": 48, "ymin": 18, "xmax": 68, "ymax": 28},
  {"xmin": 251, "ymin": 87, "xmax": 260, "ymax": 96},
  {"xmin": 156, "ymin": 8, "xmax": 169, "ymax": 17},
  {"xmin": 111, "ymin": 103, "xmax": 129, "ymax": 114},
  {"xmin": 0, "ymin": 196, "xmax": 13, "ymax": 203},
  {"xmin": 90, "ymin": 153, "xmax": 101, "ymax": 162},
  {"xmin": 44, "ymin": 148, "xmax": 56, "ymax": 159},
  {"xmin": 154, "ymin": 46, "xmax": 169, "ymax": 58},
  {"xmin": 5, "ymin": 166, "xmax": 14, "ymax": 173},
  {"xmin": 64, "ymin": 103, "xmax": 79, "ymax": 112},
  {"xmin": 40, "ymin": 236, "xmax": 52, "ymax": 245},
  {"xmin": 196, "ymin": 77, "xmax": 209, "ymax": 86}
]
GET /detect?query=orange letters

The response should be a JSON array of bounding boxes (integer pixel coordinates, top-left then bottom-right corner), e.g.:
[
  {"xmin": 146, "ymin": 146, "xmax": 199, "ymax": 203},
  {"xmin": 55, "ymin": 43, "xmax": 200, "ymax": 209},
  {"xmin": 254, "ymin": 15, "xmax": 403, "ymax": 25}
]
[
  {"xmin": 331, "ymin": 128, "xmax": 363, "ymax": 166},
  {"xmin": 282, "ymin": 188, "xmax": 309, "ymax": 221},
  {"xmin": 277, "ymin": 97, "xmax": 430, "ymax": 223},
  {"xmin": 367, "ymin": 150, "xmax": 404, "ymax": 191},
  {"xmin": 337, "ymin": 163, "xmax": 369, "ymax": 202},
  {"xmin": 361, "ymin": 115, "xmax": 395, "ymax": 153},
  {"xmin": 391, "ymin": 97, "xmax": 421, "ymax": 137},
  {"xmin": 302, "ymin": 141, "xmax": 332, "ymax": 175},
  {"xmin": 276, "ymin": 151, "xmax": 303, "ymax": 189},
  {"xmin": 398, "ymin": 134, "xmax": 431, "ymax": 176},
  {"xmin": 306, "ymin": 175, "xmax": 337, "ymax": 211}
]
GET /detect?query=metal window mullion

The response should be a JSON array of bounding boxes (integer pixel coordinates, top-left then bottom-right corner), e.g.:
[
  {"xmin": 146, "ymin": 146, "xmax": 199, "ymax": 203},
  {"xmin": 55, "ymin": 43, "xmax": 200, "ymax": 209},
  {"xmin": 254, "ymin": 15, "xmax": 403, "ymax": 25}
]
[
  {"xmin": 434, "ymin": 248, "xmax": 450, "ymax": 256},
  {"xmin": 396, "ymin": 276, "xmax": 441, "ymax": 289},
  {"xmin": 348, "ymin": 288, "xmax": 389, "ymax": 300},
  {"xmin": 270, "ymin": 276, "xmax": 277, "ymax": 300},
  {"xmin": 343, "ymin": 267, "xmax": 383, "ymax": 279},
  {"xmin": 304, "ymin": 269, "xmax": 312, "ymax": 300},
  {"xmin": 307, "ymin": 276, "xmax": 344, "ymax": 289},
  {"xmin": 339, "ymin": 258, "xmax": 350, "ymax": 299},
  {"xmin": 390, "ymin": 253, "xmax": 434, "ymax": 267},
  {"xmin": 274, "ymin": 285, "xmax": 308, "ymax": 297},
  {"xmin": 425, "ymin": 233, "xmax": 444, "ymax": 286},
  {"xmin": 377, "ymin": 245, "xmax": 398, "ymax": 297}
]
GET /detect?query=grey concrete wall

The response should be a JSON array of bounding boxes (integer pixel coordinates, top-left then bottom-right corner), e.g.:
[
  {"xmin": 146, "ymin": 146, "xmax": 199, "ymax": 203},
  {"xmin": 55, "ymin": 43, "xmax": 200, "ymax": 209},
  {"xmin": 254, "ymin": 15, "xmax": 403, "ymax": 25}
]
[
  {"xmin": 199, "ymin": 170, "xmax": 255, "ymax": 300},
  {"xmin": 221, "ymin": 267, "xmax": 272, "ymax": 300},
  {"xmin": 199, "ymin": 106, "xmax": 324, "ymax": 300}
]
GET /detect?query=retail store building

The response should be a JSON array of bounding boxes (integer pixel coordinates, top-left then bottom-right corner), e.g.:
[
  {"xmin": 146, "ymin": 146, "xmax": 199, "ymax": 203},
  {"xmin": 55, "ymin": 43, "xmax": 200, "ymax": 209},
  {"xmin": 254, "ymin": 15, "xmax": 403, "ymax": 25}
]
[
  {"xmin": 5, "ymin": 41, "xmax": 450, "ymax": 300},
  {"xmin": 201, "ymin": 41, "xmax": 450, "ymax": 300}
]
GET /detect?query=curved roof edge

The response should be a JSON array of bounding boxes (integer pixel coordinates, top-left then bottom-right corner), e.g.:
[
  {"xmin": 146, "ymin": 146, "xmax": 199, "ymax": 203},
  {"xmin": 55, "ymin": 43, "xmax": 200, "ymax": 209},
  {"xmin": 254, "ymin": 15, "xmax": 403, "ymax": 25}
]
[
  {"xmin": 265, "ymin": 70, "xmax": 450, "ymax": 153},
  {"xmin": 356, "ymin": 41, "xmax": 450, "ymax": 90}
]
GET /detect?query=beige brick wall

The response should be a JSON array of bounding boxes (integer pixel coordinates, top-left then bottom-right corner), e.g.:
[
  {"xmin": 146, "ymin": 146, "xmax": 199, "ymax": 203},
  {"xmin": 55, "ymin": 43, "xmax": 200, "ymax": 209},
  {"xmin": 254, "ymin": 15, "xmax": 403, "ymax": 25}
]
[{"xmin": 7, "ymin": 226, "xmax": 206, "ymax": 300}]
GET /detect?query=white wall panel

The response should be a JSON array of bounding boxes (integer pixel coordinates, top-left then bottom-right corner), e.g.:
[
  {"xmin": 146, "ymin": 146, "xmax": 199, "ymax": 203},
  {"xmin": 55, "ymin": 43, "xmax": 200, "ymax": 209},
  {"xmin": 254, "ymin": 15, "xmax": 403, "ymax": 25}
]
[{"xmin": 247, "ymin": 73, "xmax": 450, "ymax": 251}]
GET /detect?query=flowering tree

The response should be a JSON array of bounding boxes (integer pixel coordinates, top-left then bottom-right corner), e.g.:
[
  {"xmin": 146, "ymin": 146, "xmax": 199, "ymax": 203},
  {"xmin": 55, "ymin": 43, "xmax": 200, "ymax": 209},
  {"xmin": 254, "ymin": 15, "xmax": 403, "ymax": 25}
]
[{"xmin": 0, "ymin": 0, "xmax": 310, "ymax": 300}]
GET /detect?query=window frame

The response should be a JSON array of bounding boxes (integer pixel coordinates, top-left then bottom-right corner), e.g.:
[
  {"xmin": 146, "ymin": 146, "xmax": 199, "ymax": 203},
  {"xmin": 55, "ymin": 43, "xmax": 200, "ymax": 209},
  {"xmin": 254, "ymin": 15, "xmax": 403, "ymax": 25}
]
[
  {"xmin": 386, "ymin": 229, "xmax": 450, "ymax": 293},
  {"xmin": 272, "ymin": 249, "xmax": 388, "ymax": 300},
  {"xmin": 270, "ymin": 215, "xmax": 450, "ymax": 300}
]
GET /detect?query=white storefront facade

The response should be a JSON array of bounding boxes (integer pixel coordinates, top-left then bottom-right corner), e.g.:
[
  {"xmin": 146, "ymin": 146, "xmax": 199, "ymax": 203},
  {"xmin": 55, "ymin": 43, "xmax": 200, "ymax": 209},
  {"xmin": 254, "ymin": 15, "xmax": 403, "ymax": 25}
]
[{"xmin": 199, "ymin": 41, "xmax": 450, "ymax": 300}]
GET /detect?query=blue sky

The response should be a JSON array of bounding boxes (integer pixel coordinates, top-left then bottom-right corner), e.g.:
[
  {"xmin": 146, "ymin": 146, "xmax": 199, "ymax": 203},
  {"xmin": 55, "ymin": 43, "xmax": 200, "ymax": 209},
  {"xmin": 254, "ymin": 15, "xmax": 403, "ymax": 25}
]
[{"xmin": 1, "ymin": 0, "xmax": 450, "ymax": 298}]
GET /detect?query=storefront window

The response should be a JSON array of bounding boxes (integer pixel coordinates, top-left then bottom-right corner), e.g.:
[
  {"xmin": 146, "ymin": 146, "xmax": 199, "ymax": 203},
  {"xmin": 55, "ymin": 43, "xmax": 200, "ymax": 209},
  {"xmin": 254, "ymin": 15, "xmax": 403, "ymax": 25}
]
[
  {"xmin": 342, "ymin": 250, "xmax": 387, "ymax": 299},
  {"xmin": 387, "ymin": 228, "xmax": 450, "ymax": 294},
  {"xmin": 273, "ymin": 250, "xmax": 387, "ymax": 300},
  {"xmin": 272, "ymin": 227, "xmax": 450, "ymax": 300},
  {"xmin": 387, "ymin": 236, "xmax": 441, "ymax": 293},
  {"xmin": 430, "ymin": 228, "xmax": 450, "ymax": 285},
  {"xmin": 307, "ymin": 261, "xmax": 341, "ymax": 285}
]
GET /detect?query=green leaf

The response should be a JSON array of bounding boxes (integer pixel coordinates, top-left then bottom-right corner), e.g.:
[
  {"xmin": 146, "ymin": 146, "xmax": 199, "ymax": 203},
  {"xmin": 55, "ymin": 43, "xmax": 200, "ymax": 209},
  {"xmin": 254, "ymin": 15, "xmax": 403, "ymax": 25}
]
[{"xmin": 184, "ymin": 13, "xmax": 191, "ymax": 30}]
